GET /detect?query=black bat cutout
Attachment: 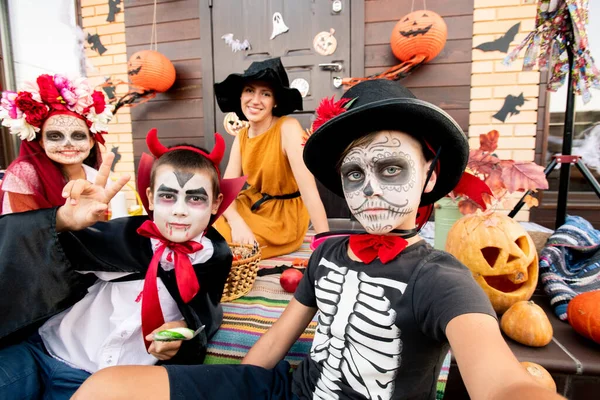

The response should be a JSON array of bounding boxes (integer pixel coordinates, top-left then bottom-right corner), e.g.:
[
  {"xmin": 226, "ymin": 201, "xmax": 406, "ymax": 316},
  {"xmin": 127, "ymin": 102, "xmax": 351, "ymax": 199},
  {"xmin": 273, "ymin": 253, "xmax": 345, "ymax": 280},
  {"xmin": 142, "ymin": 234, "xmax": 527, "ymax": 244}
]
[
  {"xmin": 493, "ymin": 93, "xmax": 526, "ymax": 123},
  {"xmin": 103, "ymin": 85, "xmax": 116, "ymax": 100},
  {"xmin": 400, "ymin": 24, "xmax": 432, "ymax": 38},
  {"xmin": 475, "ymin": 22, "xmax": 520, "ymax": 53},
  {"xmin": 128, "ymin": 66, "xmax": 142, "ymax": 76},
  {"xmin": 106, "ymin": 0, "xmax": 122, "ymax": 23},
  {"xmin": 87, "ymin": 33, "xmax": 107, "ymax": 55},
  {"xmin": 110, "ymin": 146, "xmax": 122, "ymax": 172}
]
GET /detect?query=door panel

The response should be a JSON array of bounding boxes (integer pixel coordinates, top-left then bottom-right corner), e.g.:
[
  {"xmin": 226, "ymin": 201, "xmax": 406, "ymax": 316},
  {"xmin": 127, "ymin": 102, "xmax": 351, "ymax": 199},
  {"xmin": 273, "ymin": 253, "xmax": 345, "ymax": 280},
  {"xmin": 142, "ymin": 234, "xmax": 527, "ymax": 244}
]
[{"xmin": 210, "ymin": 0, "xmax": 354, "ymax": 217}]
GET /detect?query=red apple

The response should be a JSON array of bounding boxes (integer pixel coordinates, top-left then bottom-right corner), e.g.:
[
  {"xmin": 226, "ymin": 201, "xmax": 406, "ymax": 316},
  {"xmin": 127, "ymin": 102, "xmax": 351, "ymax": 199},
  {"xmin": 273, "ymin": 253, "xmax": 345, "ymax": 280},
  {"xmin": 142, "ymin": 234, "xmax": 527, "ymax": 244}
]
[{"xmin": 280, "ymin": 268, "xmax": 304, "ymax": 293}]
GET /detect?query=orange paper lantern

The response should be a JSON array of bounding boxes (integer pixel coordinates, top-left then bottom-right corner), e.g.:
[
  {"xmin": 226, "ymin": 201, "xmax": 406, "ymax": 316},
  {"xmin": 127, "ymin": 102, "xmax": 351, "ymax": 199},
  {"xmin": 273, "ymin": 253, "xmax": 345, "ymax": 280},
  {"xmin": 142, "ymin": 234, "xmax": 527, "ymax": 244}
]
[
  {"xmin": 390, "ymin": 10, "xmax": 447, "ymax": 63},
  {"xmin": 127, "ymin": 50, "xmax": 176, "ymax": 93}
]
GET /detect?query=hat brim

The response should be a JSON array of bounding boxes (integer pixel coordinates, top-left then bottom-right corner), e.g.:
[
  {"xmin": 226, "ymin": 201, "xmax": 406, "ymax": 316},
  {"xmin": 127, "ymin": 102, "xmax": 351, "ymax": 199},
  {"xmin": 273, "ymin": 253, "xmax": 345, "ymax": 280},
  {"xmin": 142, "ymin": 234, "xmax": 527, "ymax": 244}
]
[
  {"xmin": 303, "ymin": 98, "xmax": 468, "ymax": 206},
  {"xmin": 214, "ymin": 70, "xmax": 303, "ymax": 120}
]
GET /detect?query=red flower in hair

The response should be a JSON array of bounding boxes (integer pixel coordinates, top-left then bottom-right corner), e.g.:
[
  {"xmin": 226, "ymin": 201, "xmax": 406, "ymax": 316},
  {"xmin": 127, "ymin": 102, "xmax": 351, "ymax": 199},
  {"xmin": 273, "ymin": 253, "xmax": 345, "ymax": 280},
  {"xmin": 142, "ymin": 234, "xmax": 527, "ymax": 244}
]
[
  {"xmin": 15, "ymin": 92, "xmax": 48, "ymax": 128},
  {"xmin": 91, "ymin": 91, "xmax": 106, "ymax": 114},
  {"xmin": 37, "ymin": 74, "xmax": 67, "ymax": 111}
]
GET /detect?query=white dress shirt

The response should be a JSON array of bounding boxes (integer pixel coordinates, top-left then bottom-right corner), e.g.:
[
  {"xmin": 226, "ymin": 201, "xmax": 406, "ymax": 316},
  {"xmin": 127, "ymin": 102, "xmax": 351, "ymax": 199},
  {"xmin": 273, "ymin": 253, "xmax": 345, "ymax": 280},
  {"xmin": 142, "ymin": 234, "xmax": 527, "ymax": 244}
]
[{"xmin": 39, "ymin": 232, "xmax": 214, "ymax": 373}]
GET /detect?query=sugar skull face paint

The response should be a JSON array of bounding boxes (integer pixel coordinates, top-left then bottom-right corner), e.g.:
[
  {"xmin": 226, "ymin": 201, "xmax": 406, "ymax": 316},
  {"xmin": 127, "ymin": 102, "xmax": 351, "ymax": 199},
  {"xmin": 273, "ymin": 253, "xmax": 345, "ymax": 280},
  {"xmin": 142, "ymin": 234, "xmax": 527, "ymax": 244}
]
[
  {"xmin": 148, "ymin": 165, "xmax": 220, "ymax": 243},
  {"xmin": 40, "ymin": 114, "xmax": 93, "ymax": 165},
  {"xmin": 340, "ymin": 131, "xmax": 428, "ymax": 233}
]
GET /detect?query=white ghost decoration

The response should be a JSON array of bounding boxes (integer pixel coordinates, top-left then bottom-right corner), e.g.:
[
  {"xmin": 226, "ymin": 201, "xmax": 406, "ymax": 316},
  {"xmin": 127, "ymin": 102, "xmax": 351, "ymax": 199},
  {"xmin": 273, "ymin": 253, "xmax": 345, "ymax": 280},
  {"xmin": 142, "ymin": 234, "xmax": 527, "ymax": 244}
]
[{"xmin": 270, "ymin": 12, "xmax": 289, "ymax": 40}]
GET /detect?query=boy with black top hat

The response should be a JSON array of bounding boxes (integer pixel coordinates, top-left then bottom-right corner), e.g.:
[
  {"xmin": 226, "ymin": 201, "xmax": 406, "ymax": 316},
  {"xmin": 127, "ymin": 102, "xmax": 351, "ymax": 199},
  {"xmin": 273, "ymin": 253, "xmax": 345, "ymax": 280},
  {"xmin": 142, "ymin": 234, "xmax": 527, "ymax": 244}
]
[{"xmin": 73, "ymin": 80, "xmax": 563, "ymax": 400}]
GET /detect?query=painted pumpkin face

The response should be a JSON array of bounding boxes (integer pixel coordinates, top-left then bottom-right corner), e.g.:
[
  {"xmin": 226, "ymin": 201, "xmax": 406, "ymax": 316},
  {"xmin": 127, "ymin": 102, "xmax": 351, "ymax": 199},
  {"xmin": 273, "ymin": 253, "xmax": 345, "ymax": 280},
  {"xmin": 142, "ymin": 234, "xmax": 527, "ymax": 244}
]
[
  {"xmin": 223, "ymin": 112, "xmax": 249, "ymax": 136},
  {"xmin": 390, "ymin": 10, "xmax": 447, "ymax": 62},
  {"xmin": 313, "ymin": 29, "xmax": 337, "ymax": 56},
  {"xmin": 445, "ymin": 213, "xmax": 539, "ymax": 314},
  {"xmin": 127, "ymin": 50, "xmax": 176, "ymax": 93}
]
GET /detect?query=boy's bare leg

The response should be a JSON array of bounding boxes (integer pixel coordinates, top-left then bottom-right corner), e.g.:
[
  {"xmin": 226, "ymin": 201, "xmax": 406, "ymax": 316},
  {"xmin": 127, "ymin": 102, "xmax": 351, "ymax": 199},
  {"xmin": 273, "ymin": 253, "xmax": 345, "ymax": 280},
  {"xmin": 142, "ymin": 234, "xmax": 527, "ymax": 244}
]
[{"xmin": 72, "ymin": 366, "xmax": 169, "ymax": 400}]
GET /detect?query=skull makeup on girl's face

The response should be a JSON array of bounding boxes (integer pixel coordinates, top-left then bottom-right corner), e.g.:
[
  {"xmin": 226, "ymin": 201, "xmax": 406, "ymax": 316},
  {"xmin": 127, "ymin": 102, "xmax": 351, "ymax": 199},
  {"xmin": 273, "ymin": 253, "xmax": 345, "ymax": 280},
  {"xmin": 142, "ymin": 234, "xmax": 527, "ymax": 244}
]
[
  {"xmin": 40, "ymin": 114, "xmax": 93, "ymax": 165},
  {"xmin": 340, "ymin": 131, "xmax": 426, "ymax": 233},
  {"xmin": 148, "ymin": 165, "xmax": 219, "ymax": 243}
]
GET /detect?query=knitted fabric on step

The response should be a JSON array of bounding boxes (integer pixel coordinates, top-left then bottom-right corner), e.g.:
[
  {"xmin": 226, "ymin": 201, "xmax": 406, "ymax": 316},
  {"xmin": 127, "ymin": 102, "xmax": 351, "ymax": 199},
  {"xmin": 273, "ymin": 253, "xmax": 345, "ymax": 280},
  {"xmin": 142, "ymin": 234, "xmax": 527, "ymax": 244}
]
[{"xmin": 539, "ymin": 215, "xmax": 600, "ymax": 321}]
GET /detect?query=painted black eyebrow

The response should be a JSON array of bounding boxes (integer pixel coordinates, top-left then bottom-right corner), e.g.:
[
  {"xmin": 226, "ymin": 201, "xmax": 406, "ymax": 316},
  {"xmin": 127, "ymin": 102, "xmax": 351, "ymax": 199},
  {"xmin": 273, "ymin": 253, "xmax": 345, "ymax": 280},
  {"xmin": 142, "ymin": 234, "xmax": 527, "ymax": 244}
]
[
  {"xmin": 186, "ymin": 188, "xmax": 208, "ymax": 196},
  {"xmin": 44, "ymin": 130, "xmax": 64, "ymax": 135},
  {"xmin": 157, "ymin": 184, "xmax": 178, "ymax": 194}
]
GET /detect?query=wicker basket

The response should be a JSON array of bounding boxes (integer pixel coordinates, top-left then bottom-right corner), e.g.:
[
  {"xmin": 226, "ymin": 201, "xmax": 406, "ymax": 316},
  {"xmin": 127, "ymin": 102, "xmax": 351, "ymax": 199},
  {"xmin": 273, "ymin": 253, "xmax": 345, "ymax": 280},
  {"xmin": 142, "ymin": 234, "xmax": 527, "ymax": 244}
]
[{"xmin": 221, "ymin": 243, "xmax": 261, "ymax": 302}]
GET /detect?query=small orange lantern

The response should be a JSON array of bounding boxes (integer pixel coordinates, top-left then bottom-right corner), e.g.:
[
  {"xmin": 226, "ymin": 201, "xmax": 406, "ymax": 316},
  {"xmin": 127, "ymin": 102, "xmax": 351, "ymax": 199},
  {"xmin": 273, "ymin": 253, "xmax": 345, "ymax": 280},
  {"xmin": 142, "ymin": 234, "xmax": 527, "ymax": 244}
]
[
  {"xmin": 127, "ymin": 50, "xmax": 176, "ymax": 93},
  {"xmin": 390, "ymin": 10, "xmax": 448, "ymax": 63}
]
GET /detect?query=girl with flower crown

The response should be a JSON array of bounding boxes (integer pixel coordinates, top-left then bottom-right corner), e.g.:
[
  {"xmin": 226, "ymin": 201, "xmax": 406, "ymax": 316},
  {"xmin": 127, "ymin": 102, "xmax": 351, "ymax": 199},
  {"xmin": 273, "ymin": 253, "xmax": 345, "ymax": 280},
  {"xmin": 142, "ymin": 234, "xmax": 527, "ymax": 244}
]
[{"xmin": 0, "ymin": 74, "xmax": 113, "ymax": 214}]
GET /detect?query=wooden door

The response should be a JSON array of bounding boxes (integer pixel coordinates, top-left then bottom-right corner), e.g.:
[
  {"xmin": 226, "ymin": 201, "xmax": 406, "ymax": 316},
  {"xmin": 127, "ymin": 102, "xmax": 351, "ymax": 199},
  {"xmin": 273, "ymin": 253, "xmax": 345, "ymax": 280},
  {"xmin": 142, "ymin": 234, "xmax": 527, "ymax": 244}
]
[{"xmin": 202, "ymin": 0, "xmax": 363, "ymax": 218}]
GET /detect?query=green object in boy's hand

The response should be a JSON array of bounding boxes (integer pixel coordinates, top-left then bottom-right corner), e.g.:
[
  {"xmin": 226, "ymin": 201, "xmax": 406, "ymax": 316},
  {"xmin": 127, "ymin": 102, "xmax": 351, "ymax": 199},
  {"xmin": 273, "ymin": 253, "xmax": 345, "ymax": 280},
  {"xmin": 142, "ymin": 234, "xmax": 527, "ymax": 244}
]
[{"xmin": 153, "ymin": 326, "xmax": 204, "ymax": 341}]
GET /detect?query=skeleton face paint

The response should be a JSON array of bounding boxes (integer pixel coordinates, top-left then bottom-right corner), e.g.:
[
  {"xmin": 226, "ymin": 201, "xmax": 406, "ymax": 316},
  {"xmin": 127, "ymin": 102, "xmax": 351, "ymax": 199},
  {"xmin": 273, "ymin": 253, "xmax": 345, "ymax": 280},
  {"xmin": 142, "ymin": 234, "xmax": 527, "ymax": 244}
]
[
  {"xmin": 149, "ymin": 165, "xmax": 218, "ymax": 243},
  {"xmin": 340, "ymin": 131, "xmax": 426, "ymax": 233},
  {"xmin": 40, "ymin": 114, "xmax": 93, "ymax": 165}
]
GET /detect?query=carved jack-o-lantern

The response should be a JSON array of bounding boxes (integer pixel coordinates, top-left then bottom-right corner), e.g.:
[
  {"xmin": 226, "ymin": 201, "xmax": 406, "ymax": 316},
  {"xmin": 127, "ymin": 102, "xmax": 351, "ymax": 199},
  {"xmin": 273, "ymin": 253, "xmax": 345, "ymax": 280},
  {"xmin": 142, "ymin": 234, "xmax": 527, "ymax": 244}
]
[
  {"xmin": 127, "ymin": 50, "xmax": 176, "ymax": 93},
  {"xmin": 445, "ymin": 213, "xmax": 539, "ymax": 314},
  {"xmin": 390, "ymin": 10, "xmax": 447, "ymax": 63},
  {"xmin": 223, "ymin": 112, "xmax": 249, "ymax": 136}
]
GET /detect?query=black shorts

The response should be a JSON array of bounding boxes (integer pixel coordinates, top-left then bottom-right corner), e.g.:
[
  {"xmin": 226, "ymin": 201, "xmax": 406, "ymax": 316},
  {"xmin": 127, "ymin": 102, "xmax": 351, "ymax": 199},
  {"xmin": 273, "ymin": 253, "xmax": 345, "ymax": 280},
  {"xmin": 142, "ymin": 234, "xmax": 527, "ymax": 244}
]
[{"xmin": 164, "ymin": 360, "xmax": 299, "ymax": 400}]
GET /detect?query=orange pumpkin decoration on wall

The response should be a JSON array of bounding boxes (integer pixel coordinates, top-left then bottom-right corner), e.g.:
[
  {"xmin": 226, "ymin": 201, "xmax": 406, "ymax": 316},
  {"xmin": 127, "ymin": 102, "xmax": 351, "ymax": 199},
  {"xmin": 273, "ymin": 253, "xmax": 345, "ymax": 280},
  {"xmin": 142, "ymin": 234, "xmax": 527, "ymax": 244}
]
[
  {"xmin": 567, "ymin": 290, "xmax": 600, "ymax": 344},
  {"xmin": 127, "ymin": 50, "xmax": 176, "ymax": 93},
  {"xmin": 390, "ymin": 10, "xmax": 447, "ymax": 63},
  {"xmin": 445, "ymin": 213, "xmax": 539, "ymax": 314}
]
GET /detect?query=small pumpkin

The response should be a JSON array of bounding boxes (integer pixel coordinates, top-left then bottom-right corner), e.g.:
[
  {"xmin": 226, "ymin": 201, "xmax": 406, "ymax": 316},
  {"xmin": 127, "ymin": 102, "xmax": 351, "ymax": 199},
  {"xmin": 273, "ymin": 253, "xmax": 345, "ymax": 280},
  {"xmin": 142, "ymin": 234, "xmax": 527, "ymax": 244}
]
[
  {"xmin": 501, "ymin": 301, "xmax": 553, "ymax": 347},
  {"xmin": 521, "ymin": 362, "xmax": 557, "ymax": 392},
  {"xmin": 446, "ymin": 213, "xmax": 539, "ymax": 314},
  {"xmin": 390, "ymin": 10, "xmax": 447, "ymax": 63},
  {"xmin": 567, "ymin": 290, "xmax": 600, "ymax": 344},
  {"xmin": 127, "ymin": 50, "xmax": 176, "ymax": 93}
]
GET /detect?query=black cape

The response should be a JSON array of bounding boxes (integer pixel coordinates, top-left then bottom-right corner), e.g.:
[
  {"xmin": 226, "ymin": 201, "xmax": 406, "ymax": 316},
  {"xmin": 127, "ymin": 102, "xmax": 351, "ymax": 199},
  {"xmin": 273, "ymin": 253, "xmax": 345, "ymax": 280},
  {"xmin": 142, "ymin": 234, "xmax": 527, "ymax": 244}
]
[{"xmin": 0, "ymin": 208, "xmax": 232, "ymax": 365}]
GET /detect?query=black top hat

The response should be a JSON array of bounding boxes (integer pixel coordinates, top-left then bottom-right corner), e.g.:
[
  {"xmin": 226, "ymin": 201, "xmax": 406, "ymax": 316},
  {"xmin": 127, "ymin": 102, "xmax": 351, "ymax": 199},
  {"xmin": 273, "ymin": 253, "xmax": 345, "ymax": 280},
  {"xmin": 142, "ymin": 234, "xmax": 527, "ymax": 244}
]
[
  {"xmin": 214, "ymin": 57, "xmax": 303, "ymax": 121},
  {"xmin": 303, "ymin": 79, "xmax": 469, "ymax": 206}
]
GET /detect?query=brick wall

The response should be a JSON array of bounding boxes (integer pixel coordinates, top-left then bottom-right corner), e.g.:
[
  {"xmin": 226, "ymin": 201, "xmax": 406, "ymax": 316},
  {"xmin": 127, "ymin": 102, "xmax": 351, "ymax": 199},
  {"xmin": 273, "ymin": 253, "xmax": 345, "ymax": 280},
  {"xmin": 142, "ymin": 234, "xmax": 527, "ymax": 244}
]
[
  {"xmin": 469, "ymin": 0, "xmax": 539, "ymax": 220},
  {"xmin": 80, "ymin": 0, "xmax": 137, "ymax": 206}
]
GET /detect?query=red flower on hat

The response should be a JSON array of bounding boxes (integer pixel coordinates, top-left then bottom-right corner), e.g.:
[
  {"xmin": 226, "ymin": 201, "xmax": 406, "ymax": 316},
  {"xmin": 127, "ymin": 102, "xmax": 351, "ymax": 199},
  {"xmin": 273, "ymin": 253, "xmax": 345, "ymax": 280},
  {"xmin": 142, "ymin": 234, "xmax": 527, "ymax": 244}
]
[
  {"xmin": 37, "ymin": 74, "xmax": 67, "ymax": 111},
  {"xmin": 15, "ymin": 92, "xmax": 48, "ymax": 128},
  {"xmin": 302, "ymin": 96, "xmax": 357, "ymax": 146}
]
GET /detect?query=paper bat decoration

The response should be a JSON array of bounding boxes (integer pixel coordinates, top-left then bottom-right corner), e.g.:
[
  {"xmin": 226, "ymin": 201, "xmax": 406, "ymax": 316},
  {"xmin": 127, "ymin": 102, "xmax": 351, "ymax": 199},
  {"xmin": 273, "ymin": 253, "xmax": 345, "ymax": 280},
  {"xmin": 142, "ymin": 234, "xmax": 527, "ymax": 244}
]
[
  {"xmin": 400, "ymin": 24, "xmax": 432, "ymax": 38},
  {"xmin": 475, "ymin": 22, "xmax": 520, "ymax": 53},
  {"xmin": 107, "ymin": 0, "xmax": 122, "ymax": 23},
  {"xmin": 102, "ymin": 85, "xmax": 116, "ymax": 101},
  {"xmin": 110, "ymin": 146, "xmax": 122, "ymax": 172},
  {"xmin": 221, "ymin": 34, "xmax": 251, "ymax": 52},
  {"xmin": 493, "ymin": 92, "xmax": 526, "ymax": 122},
  {"xmin": 87, "ymin": 33, "xmax": 107, "ymax": 55}
]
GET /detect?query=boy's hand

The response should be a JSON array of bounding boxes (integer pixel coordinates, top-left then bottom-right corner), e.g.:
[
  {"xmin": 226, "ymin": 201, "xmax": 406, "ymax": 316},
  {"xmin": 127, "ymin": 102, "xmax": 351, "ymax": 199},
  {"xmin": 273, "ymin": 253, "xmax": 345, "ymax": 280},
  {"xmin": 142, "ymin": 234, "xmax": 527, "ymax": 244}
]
[
  {"xmin": 146, "ymin": 320, "xmax": 188, "ymax": 361},
  {"xmin": 56, "ymin": 153, "xmax": 130, "ymax": 232}
]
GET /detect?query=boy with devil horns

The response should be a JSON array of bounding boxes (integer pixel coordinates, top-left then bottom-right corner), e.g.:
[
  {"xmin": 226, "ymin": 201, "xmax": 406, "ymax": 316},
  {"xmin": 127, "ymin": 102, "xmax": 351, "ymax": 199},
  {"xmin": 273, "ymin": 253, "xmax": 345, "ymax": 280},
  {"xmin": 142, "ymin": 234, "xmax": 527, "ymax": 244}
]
[
  {"xmin": 0, "ymin": 130, "xmax": 245, "ymax": 399},
  {"xmin": 73, "ymin": 80, "xmax": 563, "ymax": 400}
]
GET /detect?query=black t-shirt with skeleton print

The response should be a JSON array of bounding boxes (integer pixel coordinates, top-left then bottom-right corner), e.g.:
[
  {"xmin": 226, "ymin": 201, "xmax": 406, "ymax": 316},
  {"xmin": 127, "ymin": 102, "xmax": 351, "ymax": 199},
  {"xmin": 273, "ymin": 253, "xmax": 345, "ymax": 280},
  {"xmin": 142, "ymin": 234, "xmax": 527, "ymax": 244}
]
[{"xmin": 292, "ymin": 237, "xmax": 496, "ymax": 400}]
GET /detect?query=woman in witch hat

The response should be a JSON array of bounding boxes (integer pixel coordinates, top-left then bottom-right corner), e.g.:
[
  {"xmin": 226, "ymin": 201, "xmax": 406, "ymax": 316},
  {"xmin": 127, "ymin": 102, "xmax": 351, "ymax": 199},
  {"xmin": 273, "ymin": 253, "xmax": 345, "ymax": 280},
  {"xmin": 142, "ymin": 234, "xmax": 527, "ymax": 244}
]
[{"xmin": 212, "ymin": 57, "xmax": 329, "ymax": 258}]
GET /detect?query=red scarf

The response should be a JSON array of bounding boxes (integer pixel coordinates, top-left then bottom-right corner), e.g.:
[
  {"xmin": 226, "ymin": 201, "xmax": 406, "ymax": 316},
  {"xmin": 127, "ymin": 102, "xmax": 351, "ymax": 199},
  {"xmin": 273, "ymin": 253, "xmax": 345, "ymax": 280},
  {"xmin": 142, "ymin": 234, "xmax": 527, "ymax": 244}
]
[
  {"xmin": 349, "ymin": 234, "xmax": 409, "ymax": 264},
  {"xmin": 136, "ymin": 220, "xmax": 203, "ymax": 348}
]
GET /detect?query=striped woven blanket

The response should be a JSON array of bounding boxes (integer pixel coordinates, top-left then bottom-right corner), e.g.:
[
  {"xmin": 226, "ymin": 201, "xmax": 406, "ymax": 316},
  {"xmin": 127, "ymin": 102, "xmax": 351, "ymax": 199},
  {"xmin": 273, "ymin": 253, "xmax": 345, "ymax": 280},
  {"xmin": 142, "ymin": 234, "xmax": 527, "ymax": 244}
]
[
  {"xmin": 205, "ymin": 231, "xmax": 451, "ymax": 399},
  {"xmin": 539, "ymin": 215, "xmax": 600, "ymax": 321}
]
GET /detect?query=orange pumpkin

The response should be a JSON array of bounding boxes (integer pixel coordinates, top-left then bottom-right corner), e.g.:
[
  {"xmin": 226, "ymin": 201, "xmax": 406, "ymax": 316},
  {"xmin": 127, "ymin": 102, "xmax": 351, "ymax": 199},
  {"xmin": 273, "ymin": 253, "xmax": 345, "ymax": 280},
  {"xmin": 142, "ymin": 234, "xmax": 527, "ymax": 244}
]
[
  {"xmin": 445, "ymin": 213, "xmax": 539, "ymax": 314},
  {"xmin": 567, "ymin": 290, "xmax": 600, "ymax": 344},
  {"xmin": 390, "ymin": 10, "xmax": 447, "ymax": 63},
  {"xmin": 501, "ymin": 301, "xmax": 553, "ymax": 347},
  {"xmin": 521, "ymin": 362, "xmax": 557, "ymax": 392},
  {"xmin": 127, "ymin": 50, "xmax": 176, "ymax": 93}
]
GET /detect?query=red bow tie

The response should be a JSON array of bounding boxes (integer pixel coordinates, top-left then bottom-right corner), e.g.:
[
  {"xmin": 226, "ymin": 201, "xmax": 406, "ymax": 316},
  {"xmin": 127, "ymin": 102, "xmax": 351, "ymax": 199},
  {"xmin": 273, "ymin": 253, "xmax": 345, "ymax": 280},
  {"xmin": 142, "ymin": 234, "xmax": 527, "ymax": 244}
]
[
  {"xmin": 137, "ymin": 220, "xmax": 203, "ymax": 348},
  {"xmin": 349, "ymin": 234, "xmax": 409, "ymax": 264}
]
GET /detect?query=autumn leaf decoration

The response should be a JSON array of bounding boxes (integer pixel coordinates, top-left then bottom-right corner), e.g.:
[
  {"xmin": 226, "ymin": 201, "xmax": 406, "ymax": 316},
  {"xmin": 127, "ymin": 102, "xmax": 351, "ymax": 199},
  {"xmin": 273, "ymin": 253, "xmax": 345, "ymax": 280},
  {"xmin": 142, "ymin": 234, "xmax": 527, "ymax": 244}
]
[
  {"xmin": 302, "ymin": 96, "xmax": 357, "ymax": 146},
  {"xmin": 454, "ymin": 129, "xmax": 549, "ymax": 215}
]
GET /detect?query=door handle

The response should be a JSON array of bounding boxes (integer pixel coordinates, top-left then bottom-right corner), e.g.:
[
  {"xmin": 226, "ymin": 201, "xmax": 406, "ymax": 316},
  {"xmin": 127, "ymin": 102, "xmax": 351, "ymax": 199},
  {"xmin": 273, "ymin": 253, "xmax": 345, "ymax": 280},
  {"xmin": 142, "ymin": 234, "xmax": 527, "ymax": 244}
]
[{"xmin": 319, "ymin": 63, "xmax": 343, "ymax": 72}]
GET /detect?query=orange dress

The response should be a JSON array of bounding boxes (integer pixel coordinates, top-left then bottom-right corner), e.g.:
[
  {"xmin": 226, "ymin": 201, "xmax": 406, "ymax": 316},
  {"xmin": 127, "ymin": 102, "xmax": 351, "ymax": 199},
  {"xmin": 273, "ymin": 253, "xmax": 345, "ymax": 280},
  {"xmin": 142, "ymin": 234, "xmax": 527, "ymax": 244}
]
[{"xmin": 215, "ymin": 116, "xmax": 310, "ymax": 259}]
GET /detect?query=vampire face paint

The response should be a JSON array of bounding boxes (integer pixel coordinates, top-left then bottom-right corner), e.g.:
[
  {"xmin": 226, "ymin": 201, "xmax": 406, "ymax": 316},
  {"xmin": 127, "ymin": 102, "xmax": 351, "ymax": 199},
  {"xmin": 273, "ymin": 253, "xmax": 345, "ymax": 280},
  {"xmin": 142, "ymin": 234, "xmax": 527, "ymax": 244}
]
[
  {"xmin": 340, "ymin": 131, "xmax": 428, "ymax": 233},
  {"xmin": 40, "ymin": 114, "xmax": 93, "ymax": 165},
  {"xmin": 148, "ymin": 165, "xmax": 220, "ymax": 243}
]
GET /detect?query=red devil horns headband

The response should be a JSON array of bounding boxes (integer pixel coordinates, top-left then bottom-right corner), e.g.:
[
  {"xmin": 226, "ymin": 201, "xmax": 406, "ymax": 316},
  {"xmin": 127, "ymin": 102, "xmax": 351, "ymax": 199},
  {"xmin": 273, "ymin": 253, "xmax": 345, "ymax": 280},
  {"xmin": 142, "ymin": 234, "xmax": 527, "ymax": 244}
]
[{"xmin": 145, "ymin": 128, "xmax": 225, "ymax": 174}]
